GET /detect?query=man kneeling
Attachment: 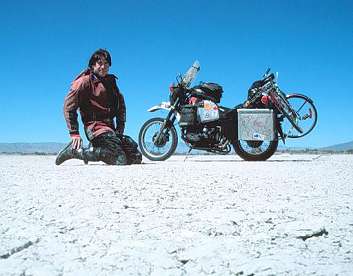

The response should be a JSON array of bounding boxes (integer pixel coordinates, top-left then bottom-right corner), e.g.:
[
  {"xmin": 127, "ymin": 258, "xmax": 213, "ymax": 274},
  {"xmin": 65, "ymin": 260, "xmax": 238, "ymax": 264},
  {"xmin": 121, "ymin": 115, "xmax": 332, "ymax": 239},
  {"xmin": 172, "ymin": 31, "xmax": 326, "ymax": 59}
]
[{"xmin": 56, "ymin": 49, "xmax": 142, "ymax": 165}]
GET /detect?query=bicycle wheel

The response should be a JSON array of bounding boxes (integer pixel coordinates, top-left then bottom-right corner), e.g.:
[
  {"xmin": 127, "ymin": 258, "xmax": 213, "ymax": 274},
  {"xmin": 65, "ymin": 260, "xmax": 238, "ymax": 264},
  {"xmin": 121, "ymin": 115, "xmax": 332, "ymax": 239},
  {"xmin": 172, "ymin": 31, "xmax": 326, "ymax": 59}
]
[
  {"xmin": 275, "ymin": 92, "xmax": 304, "ymax": 134},
  {"xmin": 282, "ymin": 94, "xmax": 318, "ymax": 138}
]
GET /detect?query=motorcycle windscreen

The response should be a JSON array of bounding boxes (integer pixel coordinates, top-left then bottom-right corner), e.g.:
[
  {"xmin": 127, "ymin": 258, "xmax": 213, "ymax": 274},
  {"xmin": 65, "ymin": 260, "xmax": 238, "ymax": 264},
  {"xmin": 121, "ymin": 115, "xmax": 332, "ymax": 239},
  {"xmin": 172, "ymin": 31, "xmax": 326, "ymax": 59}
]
[
  {"xmin": 237, "ymin": 109, "xmax": 275, "ymax": 141},
  {"xmin": 197, "ymin": 100, "xmax": 220, "ymax": 123}
]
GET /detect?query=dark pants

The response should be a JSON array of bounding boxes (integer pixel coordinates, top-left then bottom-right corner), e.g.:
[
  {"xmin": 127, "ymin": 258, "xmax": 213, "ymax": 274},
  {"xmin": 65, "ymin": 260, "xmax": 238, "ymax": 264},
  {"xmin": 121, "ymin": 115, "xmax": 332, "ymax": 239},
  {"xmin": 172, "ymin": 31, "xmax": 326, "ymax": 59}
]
[
  {"xmin": 118, "ymin": 134, "xmax": 143, "ymax": 164},
  {"xmin": 91, "ymin": 132, "xmax": 142, "ymax": 165}
]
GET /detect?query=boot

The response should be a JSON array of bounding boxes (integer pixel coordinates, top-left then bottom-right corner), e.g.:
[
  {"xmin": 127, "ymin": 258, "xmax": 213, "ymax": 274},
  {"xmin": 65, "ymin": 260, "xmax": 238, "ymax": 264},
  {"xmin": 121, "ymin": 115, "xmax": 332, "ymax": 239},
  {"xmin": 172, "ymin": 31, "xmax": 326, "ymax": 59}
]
[
  {"xmin": 55, "ymin": 142, "xmax": 84, "ymax": 165},
  {"xmin": 124, "ymin": 150, "xmax": 142, "ymax": 164},
  {"xmin": 116, "ymin": 150, "xmax": 128, "ymax": 165},
  {"xmin": 82, "ymin": 147, "xmax": 100, "ymax": 164},
  {"xmin": 83, "ymin": 147, "xmax": 128, "ymax": 165},
  {"xmin": 130, "ymin": 151, "xmax": 142, "ymax": 164}
]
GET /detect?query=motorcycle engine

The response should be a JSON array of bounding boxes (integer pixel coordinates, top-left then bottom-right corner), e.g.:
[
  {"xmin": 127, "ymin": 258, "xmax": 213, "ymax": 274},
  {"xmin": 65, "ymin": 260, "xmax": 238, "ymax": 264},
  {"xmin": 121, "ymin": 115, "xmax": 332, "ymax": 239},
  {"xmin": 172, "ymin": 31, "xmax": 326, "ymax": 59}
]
[{"xmin": 183, "ymin": 126, "xmax": 223, "ymax": 146}]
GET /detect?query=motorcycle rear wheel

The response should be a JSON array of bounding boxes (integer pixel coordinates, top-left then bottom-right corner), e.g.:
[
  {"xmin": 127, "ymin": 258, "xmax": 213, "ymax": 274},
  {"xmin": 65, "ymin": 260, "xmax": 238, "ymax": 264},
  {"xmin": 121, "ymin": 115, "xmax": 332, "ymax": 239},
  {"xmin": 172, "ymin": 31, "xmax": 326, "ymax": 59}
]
[
  {"xmin": 138, "ymin": 117, "xmax": 178, "ymax": 161},
  {"xmin": 233, "ymin": 139, "xmax": 278, "ymax": 161}
]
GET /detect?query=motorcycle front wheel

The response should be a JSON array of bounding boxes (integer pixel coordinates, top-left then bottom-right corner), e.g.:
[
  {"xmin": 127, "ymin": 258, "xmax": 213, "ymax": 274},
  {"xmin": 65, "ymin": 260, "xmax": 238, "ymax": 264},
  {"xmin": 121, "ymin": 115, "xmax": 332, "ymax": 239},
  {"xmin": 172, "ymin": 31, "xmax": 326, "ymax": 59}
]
[
  {"xmin": 233, "ymin": 139, "xmax": 278, "ymax": 161},
  {"xmin": 138, "ymin": 117, "xmax": 178, "ymax": 161}
]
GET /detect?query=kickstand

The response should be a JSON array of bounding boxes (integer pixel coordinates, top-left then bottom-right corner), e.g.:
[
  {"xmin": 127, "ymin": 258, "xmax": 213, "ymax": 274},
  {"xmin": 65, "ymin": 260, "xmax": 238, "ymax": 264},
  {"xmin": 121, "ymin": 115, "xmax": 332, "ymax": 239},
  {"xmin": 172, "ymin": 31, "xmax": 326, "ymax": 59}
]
[{"xmin": 184, "ymin": 147, "xmax": 193, "ymax": 162}]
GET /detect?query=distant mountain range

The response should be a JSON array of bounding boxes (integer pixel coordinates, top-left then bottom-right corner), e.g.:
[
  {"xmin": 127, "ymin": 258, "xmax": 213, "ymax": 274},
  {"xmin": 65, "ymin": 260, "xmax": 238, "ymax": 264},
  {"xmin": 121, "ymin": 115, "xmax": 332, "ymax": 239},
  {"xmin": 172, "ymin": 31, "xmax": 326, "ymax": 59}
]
[
  {"xmin": 0, "ymin": 140, "xmax": 352, "ymax": 154},
  {"xmin": 320, "ymin": 140, "xmax": 353, "ymax": 151},
  {"xmin": 0, "ymin": 143, "xmax": 65, "ymax": 154}
]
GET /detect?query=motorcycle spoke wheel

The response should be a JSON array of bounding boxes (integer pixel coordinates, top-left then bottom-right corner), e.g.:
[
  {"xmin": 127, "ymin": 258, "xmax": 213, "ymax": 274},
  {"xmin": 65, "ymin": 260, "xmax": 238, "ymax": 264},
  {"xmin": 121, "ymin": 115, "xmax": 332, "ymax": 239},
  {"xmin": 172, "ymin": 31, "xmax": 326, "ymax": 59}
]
[
  {"xmin": 234, "ymin": 138, "xmax": 278, "ymax": 161},
  {"xmin": 240, "ymin": 140, "xmax": 272, "ymax": 155},
  {"xmin": 246, "ymin": 140, "xmax": 263, "ymax": 148},
  {"xmin": 283, "ymin": 95, "xmax": 318, "ymax": 138},
  {"xmin": 138, "ymin": 118, "xmax": 178, "ymax": 161}
]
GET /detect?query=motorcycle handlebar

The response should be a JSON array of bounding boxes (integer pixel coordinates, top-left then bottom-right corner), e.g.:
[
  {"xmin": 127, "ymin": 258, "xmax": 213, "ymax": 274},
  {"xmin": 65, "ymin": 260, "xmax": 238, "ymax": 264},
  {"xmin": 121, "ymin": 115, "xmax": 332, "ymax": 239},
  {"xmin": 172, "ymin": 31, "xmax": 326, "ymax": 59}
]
[{"xmin": 263, "ymin": 68, "xmax": 271, "ymax": 78}]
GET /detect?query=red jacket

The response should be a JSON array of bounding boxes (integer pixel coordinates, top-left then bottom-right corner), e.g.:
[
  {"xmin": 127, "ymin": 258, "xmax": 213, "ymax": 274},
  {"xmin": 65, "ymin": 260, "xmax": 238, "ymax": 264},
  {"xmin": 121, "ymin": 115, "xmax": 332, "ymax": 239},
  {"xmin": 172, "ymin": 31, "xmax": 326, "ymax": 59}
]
[{"xmin": 63, "ymin": 69, "xmax": 126, "ymax": 140}]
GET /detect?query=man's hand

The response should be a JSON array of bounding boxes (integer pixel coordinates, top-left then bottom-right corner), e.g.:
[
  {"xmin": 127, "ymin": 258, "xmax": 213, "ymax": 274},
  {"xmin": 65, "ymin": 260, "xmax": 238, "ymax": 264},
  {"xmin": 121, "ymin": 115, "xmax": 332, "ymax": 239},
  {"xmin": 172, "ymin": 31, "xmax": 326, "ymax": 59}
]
[{"xmin": 71, "ymin": 134, "xmax": 82, "ymax": 150}]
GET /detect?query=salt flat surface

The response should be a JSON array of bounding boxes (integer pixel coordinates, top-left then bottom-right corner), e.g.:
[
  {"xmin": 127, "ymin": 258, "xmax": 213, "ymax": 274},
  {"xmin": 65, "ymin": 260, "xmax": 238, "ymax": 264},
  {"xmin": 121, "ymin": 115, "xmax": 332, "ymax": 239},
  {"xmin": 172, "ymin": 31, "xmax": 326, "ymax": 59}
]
[{"xmin": 0, "ymin": 154, "xmax": 352, "ymax": 275}]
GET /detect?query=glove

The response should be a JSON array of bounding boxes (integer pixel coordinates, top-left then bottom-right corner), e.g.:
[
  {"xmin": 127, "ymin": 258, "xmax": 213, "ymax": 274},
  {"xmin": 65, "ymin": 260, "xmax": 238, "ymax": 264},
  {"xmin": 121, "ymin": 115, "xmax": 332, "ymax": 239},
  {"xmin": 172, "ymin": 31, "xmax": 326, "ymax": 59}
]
[{"xmin": 70, "ymin": 134, "xmax": 82, "ymax": 150}]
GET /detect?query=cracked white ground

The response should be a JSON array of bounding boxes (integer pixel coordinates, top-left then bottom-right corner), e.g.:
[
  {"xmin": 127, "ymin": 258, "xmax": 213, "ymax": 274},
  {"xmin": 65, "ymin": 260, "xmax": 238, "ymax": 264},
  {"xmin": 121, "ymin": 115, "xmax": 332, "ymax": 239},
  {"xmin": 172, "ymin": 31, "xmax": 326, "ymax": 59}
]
[{"xmin": 0, "ymin": 154, "xmax": 352, "ymax": 275}]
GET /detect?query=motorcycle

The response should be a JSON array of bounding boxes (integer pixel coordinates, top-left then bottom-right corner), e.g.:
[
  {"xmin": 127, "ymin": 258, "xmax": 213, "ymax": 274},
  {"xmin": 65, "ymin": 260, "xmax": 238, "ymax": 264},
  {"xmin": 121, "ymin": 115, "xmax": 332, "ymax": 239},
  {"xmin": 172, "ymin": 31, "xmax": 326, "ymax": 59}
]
[{"xmin": 138, "ymin": 61, "xmax": 317, "ymax": 161}]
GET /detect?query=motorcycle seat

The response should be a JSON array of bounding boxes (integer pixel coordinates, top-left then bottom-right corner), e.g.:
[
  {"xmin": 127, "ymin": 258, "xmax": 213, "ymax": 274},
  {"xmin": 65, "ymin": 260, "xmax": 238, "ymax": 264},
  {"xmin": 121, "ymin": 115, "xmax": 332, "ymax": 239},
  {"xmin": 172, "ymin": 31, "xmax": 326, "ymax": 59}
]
[{"xmin": 218, "ymin": 106, "xmax": 232, "ymax": 112}]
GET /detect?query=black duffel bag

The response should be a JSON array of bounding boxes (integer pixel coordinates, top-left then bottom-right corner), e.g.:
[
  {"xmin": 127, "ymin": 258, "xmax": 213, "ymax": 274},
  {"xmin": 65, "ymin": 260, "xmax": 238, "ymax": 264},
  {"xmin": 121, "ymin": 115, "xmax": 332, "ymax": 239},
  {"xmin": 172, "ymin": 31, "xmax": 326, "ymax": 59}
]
[
  {"xmin": 192, "ymin": 82, "xmax": 223, "ymax": 103},
  {"xmin": 247, "ymin": 80, "xmax": 264, "ymax": 99}
]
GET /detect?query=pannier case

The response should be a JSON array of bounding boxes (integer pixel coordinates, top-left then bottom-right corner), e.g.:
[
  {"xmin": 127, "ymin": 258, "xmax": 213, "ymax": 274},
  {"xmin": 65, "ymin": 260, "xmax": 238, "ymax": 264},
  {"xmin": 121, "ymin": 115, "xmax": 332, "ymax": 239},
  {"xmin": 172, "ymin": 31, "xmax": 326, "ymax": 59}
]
[{"xmin": 237, "ymin": 109, "xmax": 275, "ymax": 141}]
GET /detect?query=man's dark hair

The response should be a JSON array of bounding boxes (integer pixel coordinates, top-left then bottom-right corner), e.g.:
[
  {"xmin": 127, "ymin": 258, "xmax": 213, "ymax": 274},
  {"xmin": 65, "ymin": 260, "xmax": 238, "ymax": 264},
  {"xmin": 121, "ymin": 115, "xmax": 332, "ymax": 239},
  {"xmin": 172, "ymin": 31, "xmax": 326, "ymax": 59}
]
[{"xmin": 88, "ymin": 49, "xmax": 112, "ymax": 68}]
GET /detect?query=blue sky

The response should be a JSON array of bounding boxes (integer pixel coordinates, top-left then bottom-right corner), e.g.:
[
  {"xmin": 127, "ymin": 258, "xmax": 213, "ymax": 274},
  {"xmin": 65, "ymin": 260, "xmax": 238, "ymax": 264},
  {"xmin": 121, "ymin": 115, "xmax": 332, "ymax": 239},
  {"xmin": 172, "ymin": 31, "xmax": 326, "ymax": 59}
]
[{"xmin": 1, "ymin": 0, "xmax": 352, "ymax": 148}]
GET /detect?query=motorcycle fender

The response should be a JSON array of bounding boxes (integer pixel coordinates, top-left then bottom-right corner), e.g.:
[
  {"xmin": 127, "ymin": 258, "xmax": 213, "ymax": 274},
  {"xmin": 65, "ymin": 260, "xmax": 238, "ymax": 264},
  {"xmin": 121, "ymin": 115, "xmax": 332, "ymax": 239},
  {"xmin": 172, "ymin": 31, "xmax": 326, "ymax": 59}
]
[
  {"xmin": 147, "ymin": 102, "xmax": 180, "ymax": 121},
  {"xmin": 147, "ymin": 101, "xmax": 172, "ymax": 112}
]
